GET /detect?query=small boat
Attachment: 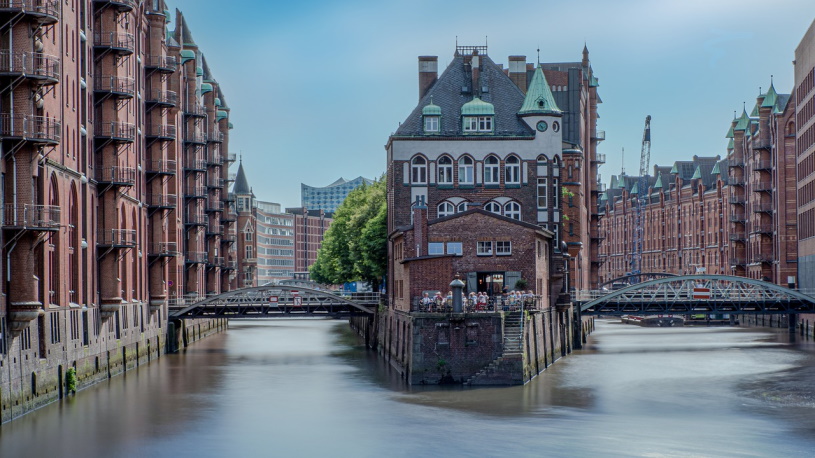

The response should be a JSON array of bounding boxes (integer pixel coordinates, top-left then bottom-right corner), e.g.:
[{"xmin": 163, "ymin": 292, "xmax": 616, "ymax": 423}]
[{"xmin": 621, "ymin": 315, "xmax": 684, "ymax": 327}]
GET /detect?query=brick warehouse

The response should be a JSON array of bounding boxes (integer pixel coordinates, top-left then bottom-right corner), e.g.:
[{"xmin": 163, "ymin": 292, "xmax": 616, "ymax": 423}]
[
  {"xmin": 382, "ymin": 44, "xmax": 601, "ymax": 384},
  {"xmin": 599, "ymin": 75, "xmax": 797, "ymax": 287},
  {"xmin": 0, "ymin": 0, "xmax": 235, "ymax": 422}
]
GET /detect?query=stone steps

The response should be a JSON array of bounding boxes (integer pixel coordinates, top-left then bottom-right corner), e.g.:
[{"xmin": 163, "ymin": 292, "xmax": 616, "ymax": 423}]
[{"xmin": 466, "ymin": 311, "xmax": 525, "ymax": 385}]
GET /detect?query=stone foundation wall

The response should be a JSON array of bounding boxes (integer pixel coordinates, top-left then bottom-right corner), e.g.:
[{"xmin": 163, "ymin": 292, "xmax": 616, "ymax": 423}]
[{"xmin": 740, "ymin": 313, "xmax": 815, "ymax": 339}]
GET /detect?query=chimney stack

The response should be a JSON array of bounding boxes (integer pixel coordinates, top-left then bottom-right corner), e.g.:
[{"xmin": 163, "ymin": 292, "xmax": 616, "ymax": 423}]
[
  {"xmin": 412, "ymin": 196, "xmax": 428, "ymax": 257},
  {"xmin": 508, "ymin": 56, "xmax": 527, "ymax": 94},
  {"xmin": 418, "ymin": 56, "xmax": 438, "ymax": 100}
]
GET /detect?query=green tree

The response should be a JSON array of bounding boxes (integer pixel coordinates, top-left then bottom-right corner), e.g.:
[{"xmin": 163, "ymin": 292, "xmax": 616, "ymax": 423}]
[{"xmin": 310, "ymin": 177, "xmax": 387, "ymax": 291}]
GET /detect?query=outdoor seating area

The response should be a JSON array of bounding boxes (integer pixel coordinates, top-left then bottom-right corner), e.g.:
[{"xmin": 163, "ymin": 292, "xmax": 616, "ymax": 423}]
[{"xmin": 414, "ymin": 291, "xmax": 540, "ymax": 313}]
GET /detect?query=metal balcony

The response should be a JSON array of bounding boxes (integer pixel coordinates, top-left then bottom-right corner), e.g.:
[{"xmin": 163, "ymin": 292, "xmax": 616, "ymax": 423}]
[
  {"xmin": 206, "ymin": 152, "xmax": 221, "ymax": 166},
  {"xmin": 752, "ymin": 139, "xmax": 772, "ymax": 150},
  {"xmin": 205, "ymin": 222, "xmax": 220, "ymax": 237},
  {"xmin": 94, "ymin": 76, "xmax": 135, "ymax": 98},
  {"xmin": 146, "ymin": 89, "xmax": 178, "ymax": 108},
  {"xmin": 728, "ymin": 159, "xmax": 745, "ymax": 168},
  {"xmin": 729, "ymin": 177, "xmax": 745, "ymax": 186},
  {"xmin": 92, "ymin": 0, "xmax": 137, "ymax": 11},
  {"xmin": 1, "ymin": 203, "xmax": 60, "ymax": 231},
  {"xmin": 148, "ymin": 242, "xmax": 179, "ymax": 258},
  {"xmin": 750, "ymin": 254, "xmax": 773, "ymax": 264},
  {"xmin": 221, "ymin": 232, "xmax": 236, "ymax": 244},
  {"xmin": 146, "ymin": 124, "xmax": 177, "ymax": 140},
  {"xmin": 593, "ymin": 153, "xmax": 606, "ymax": 164},
  {"xmin": 0, "ymin": 113, "xmax": 60, "ymax": 144},
  {"xmin": 728, "ymin": 232, "xmax": 746, "ymax": 242},
  {"xmin": 144, "ymin": 55, "xmax": 177, "ymax": 73},
  {"xmin": 184, "ymin": 131, "xmax": 206, "ymax": 144},
  {"xmin": 96, "ymin": 166, "xmax": 135, "ymax": 187},
  {"xmin": 93, "ymin": 32, "xmax": 135, "ymax": 55},
  {"xmin": 185, "ymin": 251, "xmax": 207, "ymax": 264},
  {"xmin": 184, "ymin": 158, "xmax": 207, "ymax": 172},
  {"xmin": 95, "ymin": 121, "xmax": 135, "ymax": 142},
  {"xmin": 209, "ymin": 256, "xmax": 225, "ymax": 268},
  {"xmin": 97, "ymin": 229, "xmax": 137, "ymax": 248},
  {"xmin": 752, "ymin": 224, "xmax": 773, "ymax": 235},
  {"xmin": 222, "ymin": 259, "xmax": 237, "ymax": 270},
  {"xmin": 145, "ymin": 193, "xmax": 177, "ymax": 209},
  {"xmin": 207, "ymin": 131, "xmax": 224, "ymax": 143},
  {"xmin": 224, "ymin": 153, "xmax": 236, "ymax": 163},
  {"xmin": 730, "ymin": 257, "xmax": 747, "ymax": 267},
  {"xmin": 184, "ymin": 104, "xmax": 207, "ymax": 118},
  {"xmin": 221, "ymin": 211, "xmax": 237, "ymax": 223},
  {"xmin": 0, "ymin": 0, "xmax": 59, "ymax": 24},
  {"xmin": 206, "ymin": 178, "xmax": 224, "ymax": 189},
  {"xmin": 184, "ymin": 212, "xmax": 207, "ymax": 227},
  {"xmin": 145, "ymin": 160, "xmax": 177, "ymax": 176},
  {"xmin": 184, "ymin": 186, "xmax": 207, "ymax": 199},
  {"xmin": 0, "ymin": 51, "xmax": 60, "ymax": 84},
  {"xmin": 205, "ymin": 200, "xmax": 224, "ymax": 213},
  {"xmin": 754, "ymin": 160, "xmax": 772, "ymax": 172},
  {"xmin": 752, "ymin": 202, "xmax": 773, "ymax": 213},
  {"xmin": 753, "ymin": 182, "xmax": 773, "ymax": 193},
  {"xmin": 592, "ymin": 130, "xmax": 605, "ymax": 141},
  {"xmin": 226, "ymin": 172, "xmax": 236, "ymax": 182},
  {"xmin": 224, "ymin": 193, "xmax": 236, "ymax": 203},
  {"xmin": 728, "ymin": 196, "xmax": 745, "ymax": 205},
  {"xmin": 729, "ymin": 214, "xmax": 746, "ymax": 223}
]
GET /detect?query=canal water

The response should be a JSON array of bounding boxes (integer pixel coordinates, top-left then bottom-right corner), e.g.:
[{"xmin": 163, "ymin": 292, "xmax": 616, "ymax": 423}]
[{"xmin": 2, "ymin": 319, "xmax": 815, "ymax": 457}]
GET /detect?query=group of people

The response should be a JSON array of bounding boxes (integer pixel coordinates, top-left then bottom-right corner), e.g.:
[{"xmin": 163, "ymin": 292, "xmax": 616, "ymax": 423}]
[{"xmin": 418, "ymin": 290, "xmax": 538, "ymax": 312}]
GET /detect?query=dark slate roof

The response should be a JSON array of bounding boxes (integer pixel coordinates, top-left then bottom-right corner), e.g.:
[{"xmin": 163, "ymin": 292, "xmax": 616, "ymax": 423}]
[
  {"xmin": 233, "ymin": 161, "xmax": 251, "ymax": 195},
  {"xmin": 175, "ymin": 9, "xmax": 196, "ymax": 46},
  {"xmin": 394, "ymin": 54, "xmax": 533, "ymax": 137}
]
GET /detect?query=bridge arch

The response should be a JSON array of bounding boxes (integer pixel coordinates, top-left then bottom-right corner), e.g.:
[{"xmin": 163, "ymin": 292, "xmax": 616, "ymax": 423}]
[
  {"xmin": 599, "ymin": 272, "xmax": 678, "ymax": 288},
  {"xmin": 579, "ymin": 275, "xmax": 815, "ymax": 315}
]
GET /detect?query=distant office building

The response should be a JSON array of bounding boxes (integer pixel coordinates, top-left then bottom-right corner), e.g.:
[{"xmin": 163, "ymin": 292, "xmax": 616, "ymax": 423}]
[
  {"xmin": 796, "ymin": 19, "xmax": 815, "ymax": 289},
  {"xmin": 285, "ymin": 208, "xmax": 333, "ymax": 274},
  {"xmin": 301, "ymin": 177, "xmax": 373, "ymax": 213},
  {"xmin": 255, "ymin": 201, "xmax": 295, "ymax": 285}
]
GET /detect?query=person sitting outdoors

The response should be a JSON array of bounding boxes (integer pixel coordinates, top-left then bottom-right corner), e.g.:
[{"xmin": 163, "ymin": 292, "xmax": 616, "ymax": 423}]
[{"xmin": 420, "ymin": 292, "xmax": 433, "ymax": 311}]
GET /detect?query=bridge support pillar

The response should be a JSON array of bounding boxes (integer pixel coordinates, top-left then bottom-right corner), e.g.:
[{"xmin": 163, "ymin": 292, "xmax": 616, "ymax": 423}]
[{"xmin": 789, "ymin": 313, "xmax": 798, "ymax": 334}]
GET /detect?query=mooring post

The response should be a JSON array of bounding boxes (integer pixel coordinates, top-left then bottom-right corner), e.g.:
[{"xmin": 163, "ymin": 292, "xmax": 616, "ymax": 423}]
[
  {"xmin": 789, "ymin": 313, "xmax": 797, "ymax": 334},
  {"xmin": 450, "ymin": 275, "xmax": 465, "ymax": 314}
]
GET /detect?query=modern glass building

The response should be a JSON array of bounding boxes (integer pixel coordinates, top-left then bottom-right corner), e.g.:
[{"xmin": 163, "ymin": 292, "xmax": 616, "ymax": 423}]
[{"xmin": 301, "ymin": 177, "xmax": 373, "ymax": 213}]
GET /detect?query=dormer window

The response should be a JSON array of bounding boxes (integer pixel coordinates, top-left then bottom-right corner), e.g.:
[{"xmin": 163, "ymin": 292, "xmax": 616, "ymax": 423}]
[
  {"xmin": 424, "ymin": 116, "xmax": 439, "ymax": 132},
  {"xmin": 461, "ymin": 96, "xmax": 495, "ymax": 133},
  {"xmin": 463, "ymin": 116, "xmax": 492, "ymax": 132},
  {"xmin": 422, "ymin": 97, "xmax": 442, "ymax": 134}
]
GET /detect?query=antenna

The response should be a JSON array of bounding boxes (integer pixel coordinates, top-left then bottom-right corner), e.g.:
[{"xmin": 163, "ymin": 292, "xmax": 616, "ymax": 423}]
[{"xmin": 621, "ymin": 147, "xmax": 625, "ymax": 175}]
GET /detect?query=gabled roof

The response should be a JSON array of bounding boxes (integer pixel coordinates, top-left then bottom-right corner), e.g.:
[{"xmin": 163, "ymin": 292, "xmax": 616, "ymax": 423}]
[
  {"xmin": 518, "ymin": 66, "xmax": 561, "ymax": 116},
  {"xmin": 429, "ymin": 208, "xmax": 551, "ymax": 234},
  {"xmin": 734, "ymin": 109, "xmax": 750, "ymax": 131},
  {"xmin": 393, "ymin": 52, "xmax": 532, "ymax": 137},
  {"xmin": 761, "ymin": 82, "xmax": 778, "ymax": 108}
]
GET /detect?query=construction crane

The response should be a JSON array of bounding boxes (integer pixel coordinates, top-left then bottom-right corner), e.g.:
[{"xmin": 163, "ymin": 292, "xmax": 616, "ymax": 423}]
[{"xmin": 631, "ymin": 115, "xmax": 651, "ymax": 283}]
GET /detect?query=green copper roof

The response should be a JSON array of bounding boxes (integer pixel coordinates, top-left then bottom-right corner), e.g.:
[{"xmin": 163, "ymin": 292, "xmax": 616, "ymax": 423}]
[
  {"xmin": 518, "ymin": 66, "xmax": 561, "ymax": 116},
  {"xmin": 461, "ymin": 97, "xmax": 495, "ymax": 116},
  {"xmin": 750, "ymin": 103, "xmax": 759, "ymax": 117},
  {"xmin": 734, "ymin": 109, "xmax": 750, "ymax": 131},
  {"xmin": 761, "ymin": 82, "xmax": 778, "ymax": 108},
  {"xmin": 670, "ymin": 163, "xmax": 678, "ymax": 174},
  {"xmin": 200, "ymin": 83, "xmax": 213, "ymax": 94},
  {"xmin": 711, "ymin": 162, "xmax": 721, "ymax": 175},
  {"xmin": 728, "ymin": 138, "xmax": 734, "ymax": 150},
  {"xmin": 164, "ymin": 9, "xmax": 171, "ymax": 22},
  {"xmin": 726, "ymin": 124, "xmax": 734, "ymax": 138},
  {"xmin": 180, "ymin": 50, "xmax": 195, "ymax": 64},
  {"xmin": 589, "ymin": 74, "xmax": 599, "ymax": 87},
  {"xmin": 228, "ymin": 122, "xmax": 234, "ymax": 130},
  {"xmin": 630, "ymin": 182, "xmax": 638, "ymax": 194},
  {"xmin": 422, "ymin": 96, "xmax": 441, "ymax": 116},
  {"xmin": 214, "ymin": 97, "xmax": 222, "ymax": 107},
  {"xmin": 216, "ymin": 110, "xmax": 228, "ymax": 121},
  {"xmin": 691, "ymin": 166, "xmax": 702, "ymax": 180},
  {"xmin": 196, "ymin": 66, "xmax": 204, "ymax": 77},
  {"xmin": 653, "ymin": 174, "xmax": 663, "ymax": 189},
  {"xmin": 610, "ymin": 175, "xmax": 618, "ymax": 189}
]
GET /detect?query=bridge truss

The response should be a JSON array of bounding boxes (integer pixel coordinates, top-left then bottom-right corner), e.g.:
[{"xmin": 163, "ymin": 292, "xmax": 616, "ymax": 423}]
[
  {"xmin": 577, "ymin": 275, "xmax": 815, "ymax": 316},
  {"xmin": 169, "ymin": 285, "xmax": 378, "ymax": 319}
]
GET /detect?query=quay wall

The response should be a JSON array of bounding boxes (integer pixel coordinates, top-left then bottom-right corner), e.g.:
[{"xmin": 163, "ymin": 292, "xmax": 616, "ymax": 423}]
[
  {"xmin": 740, "ymin": 313, "xmax": 815, "ymax": 339},
  {"xmin": 1, "ymin": 316, "xmax": 226, "ymax": 424}
]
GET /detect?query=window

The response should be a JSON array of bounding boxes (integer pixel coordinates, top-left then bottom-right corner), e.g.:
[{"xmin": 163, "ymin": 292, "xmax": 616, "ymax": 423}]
[
  {"xmin": 244, "ymin": 232, "xmax": 252, "ymax": 242},
  {"xmin": 537, "ymin": 178, "xmax": 548, "ymax": 208},
  {"xmin": 477, "ymin": 241, "xmax": 493, "ymax": 256},
  {"xmin": 447, "ymin": 242, "xmax": 463, "ymax": 255},
  {"xmin": 553, "ymin": 178, "xmax": 559, "ymax": 208},
  {"xmin": 428, "ymin": 242, "xmax": 444, "ymax": 255},
  {"xmin": 504, "ymin": 201, "xmax": 521, "ymax": 220},
  {"xmin": 458, "ymin": 156, "xmax": 474, "ymax": 184},
  {"xmin": 463, "ymin": 116, "xmax": 492, "ymax": 132},
  {"xmin": 438, "ymin": 156, "xmax": 453, "ymax": 184},
  {"xmin": 505, "ymin": 156, "xmax": 520, "ymax": 184},
  {"xmin": 484, "ymin": 202, "xmax": 501, "ymax": 214},
  {"xmin": 424, "ymin": 116, "xmax": 439, "ymax": 132},
  {"xmin": 496, "ymin": 241, "xmax": 512, "ymax": 255},
  {"xmin": 437, "ymin": 202, "xmax": 455, "ymax": 217},
  {"xmin": 245, "ymin": 246, "xmax": 253, "ymax": 258},
  {"xmin": 484, "ymin": 156, "xmax": 499, "ymax": 184},
  {"xmin": 411, "ymin": 156, "xmax": 427, "ymax": 184},
  {"xmin": 456, "ymin": 202, "xmax": 468, "ymax": 213}
]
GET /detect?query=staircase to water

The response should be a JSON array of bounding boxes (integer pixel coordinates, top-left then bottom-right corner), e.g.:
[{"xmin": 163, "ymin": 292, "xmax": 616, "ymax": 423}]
[{"xmin": 465, "ymin": 311, "xmax": 525, "ymax": 385}]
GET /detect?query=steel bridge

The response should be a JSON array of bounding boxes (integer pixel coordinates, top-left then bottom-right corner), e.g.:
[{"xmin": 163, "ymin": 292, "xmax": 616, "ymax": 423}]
[
  {"xmin": 576, "ymin": 275, "xmax": 815, "ymax": 316},
  {"xmin": 168, "ymin": 286, "xmax": 379, "ymax": 319}
]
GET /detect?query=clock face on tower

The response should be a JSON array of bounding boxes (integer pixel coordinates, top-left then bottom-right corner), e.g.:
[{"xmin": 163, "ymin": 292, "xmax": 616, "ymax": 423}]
[{"xmin": 536, "ymin": 121, "xmax": 548, "ymax": 132}]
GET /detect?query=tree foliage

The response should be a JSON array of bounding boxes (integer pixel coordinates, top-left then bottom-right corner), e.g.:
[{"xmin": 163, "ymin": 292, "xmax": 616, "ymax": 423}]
[{"xmin": 310, "ymin": 177, "xmax": 387, "ymax": 291}]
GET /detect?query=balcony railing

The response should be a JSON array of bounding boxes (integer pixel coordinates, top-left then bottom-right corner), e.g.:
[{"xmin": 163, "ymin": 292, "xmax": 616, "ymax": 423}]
[
  {"xmin": 728, "ymin": 160, "xmax": 745, "ymax": 168},
  {"xmin": 593, "ymin": 153, "xmax": 606, "ymax": 164},
  {"xmin": 0, "ymin": 51, "xmax": 60, "ymax": 83},
  {"xmin": 592, "ymin": 130, "xmax": 605, "ymax": 141},
  {"xmin": 209, "ymin": 256, "xmax": 225, "ymax": 268},
  {"xmin": 93, "ymin": 31, "xmax": 135, "ymax": 54},
  {"xmin": 205, "ymin": 200, "xmax": 224, "ymax": 212},
  {"xmin": 184, "ymin": 159, "xmax": 207, "ymax": 172},
  {"xmin": 729, "ymin": 214, "xmax": 746, "ymax": 223},
  {"xmin": 221, "ymin": 211, "xmax": 237, "ymax": 222},
  {"xmin": 93, "ymin": 0, "xmax": 138, "ymax": 10},
  {"xmin": 207, "ymin": 131, "xmax": 224, "ymax": 143},
  {"xmin": 728, "ymin": 232, "xmax": 746, "ymax": 242},
  {"xmin": 96, "ymin": 166, "xmax": 136, "ymax": 187},
  {"xmin": 95, "ymin": 121, "xmax": 135, "ymax": 142},
  {"xmin": 184, "ymin": 131, "xmax": 206, "ymax": 144},
  {"xmin": 144, "ymin": 55, "xmax": 177, "ymax": 73},
  {"xmin": 223, "ymin": 259, "xmax": 237, "ymax": 270},
  {"xmin": 728, "ymin": 197, "xmax": 745, "ymax": 205},
  {"xmin": 184, "ymin": 104, "xmax": 207, "ymax": 118},
  {"xmin": 206, "ymin": 222, "xmax": 220, "ymax": 236},
  {"xmin": 752, "ymin": 202, "xmax": 773, "ymax": 213},
  {"xmin": 752, "ymin": 224, "xmax": 773, "ymax": 234},
  {"xmin": 145, "ymin": 193, "xmax": 177, "ymax": 209},
  {"xmin": 185, "ymin": 212, "xmax": 207, "ymax": 226},
  {"xmin": 184, "ymin": 186, "xmax": 207, "ymax": 199},
  {"xmin": 729, "ymin": 177, "xmax": 745, "ymax": 186},
  {"xmin": 224, "ymin": 153, "xmax": 236, "ymax": 163},
  {"xmin": 224, "ymin": 193, "xmax": 236, "ymax": 203},
  {"xmin": 221, "ymin": 232, "xmax": 236, "ymax": 243},
  {"xmin": 0, "ymin": 113, "xmax": 60, "ymax": 144},
  {"xmin": 754, "ymin": 160, "xmax": 772, "ymax": 171},
  {"xmin": 206, "ymin": 178, "xmax": 224, "ymax": 189},
  {"xmin": 1, "ymin": 203, "xmax": 60, "ymax": 230},
  {"xmin": 753, "ymin": 182, "xmax": 773, "ymax": 192},
  {"xmin": 206, "ymin": 152, "xmax": 221, "ymax": 165},
  {"xmin": 146, "ymin": 124, "xmax": 177, "ymax": 140},
  {"xmin": 95, "ymin": 76, "xmax": 135, "ymax": 98},
  {"xmin": 148, "ymin": 241, "xmax": 179, "ymax": 257},
  {"xmin": 0, "ymin": 0, "xmax": 60, "ymax": 23},
  {"xmin": 185, "ymin": 251, "xmax": 207, "ymax": 264},
  {"xmin": 226, "ymin": 172, "xmax": 236, "ymax": 182},
  {"xmin": 146, "ymin": 89, "xmax": 178, "ymax": 107},
  {"xmin": 730, "ymin": 257, "xmax": 747, "ymax": 266},
  {"xmin": 146, "ymin": 159, "xmax": 177, "ymax": 176},
  {"xmin": 97, "ymin": 229, "xmax": 137, "ymax": 247}
]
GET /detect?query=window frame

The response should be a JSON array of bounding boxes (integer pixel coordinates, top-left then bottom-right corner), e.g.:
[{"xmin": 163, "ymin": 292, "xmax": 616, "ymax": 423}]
[
  {"xmin": 484, "ymin": 155, "xmax": 500, "ymax": 185},
  {"xmin": 437, "ymin": 201, "xmax": 455, "ymax": 218},
  {"xmin": 505, "ymin": 155, "xmax": 520, "ymax": 184},
  {"xmin": 437, "ymin": 156, "xmax": 453, "ymax": 184},
  {"xmin": 411, "ymin": 156, "xmax": 427, "ymax": 184},
  {"xmin": 458, "ymin": 156, "xmax": 474, "ymax": 185},
  {"xmin": 424, "ymin": 116, "xmax": 439, "ymax": 132},
  {"xmin": 537, "ymin": 178, "xmax": 548, "ymax": 208},
  {"xmin": 504, "ymin": 201, "xmax": 521, "ymax": 220},
  {"xmin": 446, "ymin": 242, "xmax": 463, "ymax": 255},
  {"xmin": 496, "ymin": 241, "xmax": 512, "ymax": 256},
  {"xmin": 484, "ymin": 201, "xmax": 501, "ymax": 215},
  {"xmin": 477, "ymin": 241, "xmax": 493, "ymax": 256},
  {"xmin": 428, "ymin": 242, "xmax": 445, "ymax": 255}
]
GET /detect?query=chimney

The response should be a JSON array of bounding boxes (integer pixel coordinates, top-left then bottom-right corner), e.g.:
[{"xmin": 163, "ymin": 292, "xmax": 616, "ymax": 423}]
[
  {"xmin": 412, "ymin": 196, "xmax": 428, "ymax": 257},
  {"xmin": 509, "ymin": 56, "xmax": 527, "ymax": 94},
  {"xmin": 471, "ymin": 52, "xmax": 480, "ymax": 96},
  {"xmin": 418, "ymin": 56, "xmax": 438, "ymax": 100}
]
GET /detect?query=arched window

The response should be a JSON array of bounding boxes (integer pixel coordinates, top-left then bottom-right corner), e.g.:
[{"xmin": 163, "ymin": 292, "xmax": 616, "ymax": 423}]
[
  {"xmin": 458, "ymin": 156, "xmax": 473, "ymax": 185},
  {"xmin": 411, "ymin": 156, "xmax": 427, "ymax": 184},
  {"xmin": 504, "ymin": 201, "xmax": 521, "ymax": 220},
  {"xmin": 484, "ymin": 201, "xmax": 501, "ymax": 214},
  {"xmin": 484, "ymin": 155, "xmax": 500, "ymax": 185},
  {"xmin": 456, "ymin": 202, "xmax": 468, "ymax": 213},
  {"xmin": 537, "ymin": 154, "xmax": 549, "ymax": 164},
  {"xmin": 437, "ymin": 201, "xmax": 455, "ymax": 217},
  {"xmin": 438, "ymin": 156, "xmax": 453, "ymax": 184},
  {"xmin": 505, "ymin": 155, "xmax": 520, "ymax": 184}
]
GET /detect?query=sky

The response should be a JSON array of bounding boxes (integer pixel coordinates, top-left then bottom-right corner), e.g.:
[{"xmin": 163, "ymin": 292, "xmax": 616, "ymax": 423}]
[{"xmin": 168, "ymin": 0, "xmax": 815, "ymax": 208}]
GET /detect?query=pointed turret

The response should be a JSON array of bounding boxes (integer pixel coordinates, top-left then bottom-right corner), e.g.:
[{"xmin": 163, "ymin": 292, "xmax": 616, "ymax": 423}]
[
  {"xmin": 761, "ymin": 81, "xmax": 778, "ymax": 109},
  {"xmin": 233, "ymin": 159, "xmax": 251, "ymax": 195},
  {"xmin": 518, "ymin": 66, "xmax": 561, "ymax": 116}
]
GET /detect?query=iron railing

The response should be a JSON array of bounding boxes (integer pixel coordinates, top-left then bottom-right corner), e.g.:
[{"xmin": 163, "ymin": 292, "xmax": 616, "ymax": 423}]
[
  {"xmin": 95, "ymin": 121, "xmax": 135, "ymax": 141},
  {"xmin": 95, "ymin": 76, "xmax": 135, "ymax": 97},
  {"xmin": 0, "ymin": 113, "xmax": 60, "ymax": 143},
  {"xmin": 1, "ymin": 203, "xmax": 60, "ymax": 229},
  {"xmin": 144, "ymin": 55, "xmax": 177, "ymax": 73},
  {"xmin": 0, "ymin": 0, "xmax": 60, "ymax": 21},
  {"xmin": 752, "ymin": 202, "xmax": 773, "ymax": 213},
  {"xmin": 185, "ymin": 251, "xmax": 207, "ymax": 264},
  {"xmin": 146, "ymin": 89, "xmax": 178, "ymax": 106},
  {"xmin": 184, "ymin": 104, "xmax": 207, "ymax": 118},
  {"xmin": 148, "ymin": 241, "xmax": 179, "ymax": 257},
  {"xmin": 96, "ymin": 166, "xmax": 136, "ymax": 186},
  {"xmin": 207, "ymin": 131, "xmax": 224, "ymax": 143},
  {"xmin": 0, "ymin": 51, "xmax": 60, "ymax": 81},
  {"xmin": 98, "ymin": 229, "xmax": 137, "ymax": 247},
  {"xmin": 184, "ymin": 159, "xmax": 207, "ymax": 172},
  {"xmin": 184, "ymin": 131, "xmax": 206, "ymax": 144},
  {"xmin": 146, "ymin": 124, "xmax": 177, "ymax": 139},
  {"xmin": 145, "ymin": 193, "xmax": 177, "ymax": 208},
  {"xmin": 93, "ymin": 32, "xmax": 136, "ymax": 53},
  {"xmin": 753, "ymin": 182, "xmax": 773, "ymax": 192},
  {"xmin": 145, "ymin": 159, "xmax": 177, "ymax": 175},
  {"xmin": 184, "ymin": 186, "xmax": 207, "ymax": 199}
]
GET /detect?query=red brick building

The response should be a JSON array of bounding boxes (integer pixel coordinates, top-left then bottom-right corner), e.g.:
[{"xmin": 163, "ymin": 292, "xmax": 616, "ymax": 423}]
[
  {"xmin": 286, "ymin": 207, "xmax": 332, "ymax": 276},
  {"xmin": 0, "ymin": 1, "xmax": 234, "ymax": 421}
]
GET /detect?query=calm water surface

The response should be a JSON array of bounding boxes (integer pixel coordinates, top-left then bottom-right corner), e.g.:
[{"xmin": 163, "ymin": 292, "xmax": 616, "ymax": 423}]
[{"xmin": 2, "ymin": 319, "xmax": 814, "ymax": 457}]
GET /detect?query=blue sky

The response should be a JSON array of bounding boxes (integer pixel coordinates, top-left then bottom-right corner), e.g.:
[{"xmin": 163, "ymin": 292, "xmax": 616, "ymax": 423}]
[{"xmin": 169, "ymin": 0, "xmax": 815, "ymax": 208}]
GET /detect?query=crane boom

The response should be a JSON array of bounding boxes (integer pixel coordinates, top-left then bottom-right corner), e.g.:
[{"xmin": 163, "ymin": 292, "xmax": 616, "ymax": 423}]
[{"xmin": 631, "ymin": 116, "xmax": 651, "ymax": 282}]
